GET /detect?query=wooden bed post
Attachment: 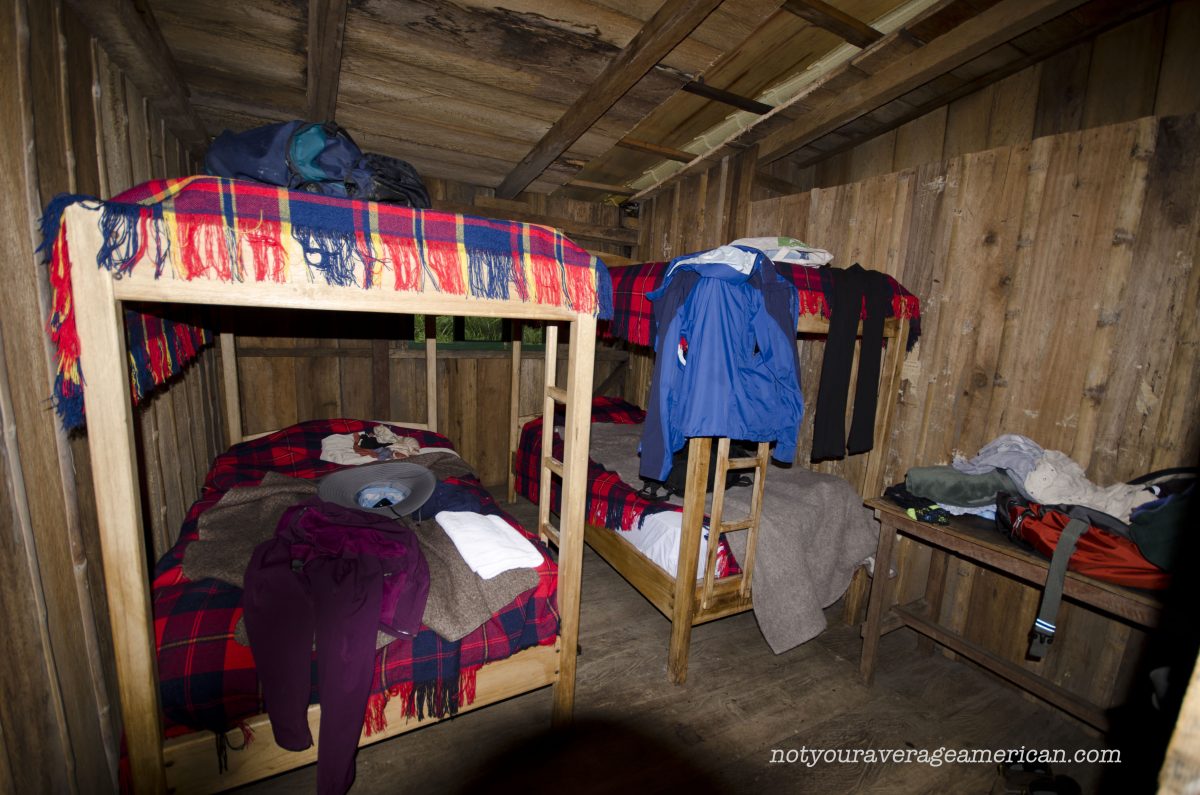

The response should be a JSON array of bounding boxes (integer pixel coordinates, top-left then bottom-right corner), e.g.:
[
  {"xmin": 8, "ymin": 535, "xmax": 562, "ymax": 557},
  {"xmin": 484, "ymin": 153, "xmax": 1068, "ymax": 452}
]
[
  {"xmin": 860, "ymin": 316, "xmax": 909, "ymax": 498},
  {"xmin": 668, "ymin": 436, "xmax": 711, "ymax": 684},
  {"xmin": 67, "ymin": 207, "xmax": 166, "ymax": 794},
  {"xmin": 552, "ymin": 314, "xmax": 595, "ymax": 725},
  {"xmin": 219, "ymin": 331, "xmax": 242, "ymax": 446},
  {"xmin": 425, "ymin": 335, "xmax": 438, "ymax": 432}
]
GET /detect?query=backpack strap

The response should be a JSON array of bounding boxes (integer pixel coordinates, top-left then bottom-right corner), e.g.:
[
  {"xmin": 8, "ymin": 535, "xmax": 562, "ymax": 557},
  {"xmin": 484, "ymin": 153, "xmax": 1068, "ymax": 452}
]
[{"xmin": 1028, "ymin": 516, "xmax": 1090, "ymax": 660}]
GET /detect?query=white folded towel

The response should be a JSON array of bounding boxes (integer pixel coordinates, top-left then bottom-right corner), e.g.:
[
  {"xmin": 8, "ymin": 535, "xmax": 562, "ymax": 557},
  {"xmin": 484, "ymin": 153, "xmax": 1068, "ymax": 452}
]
[{"xmin": 435, "ymin": 511, "xmax": 543, "ymax": 579}]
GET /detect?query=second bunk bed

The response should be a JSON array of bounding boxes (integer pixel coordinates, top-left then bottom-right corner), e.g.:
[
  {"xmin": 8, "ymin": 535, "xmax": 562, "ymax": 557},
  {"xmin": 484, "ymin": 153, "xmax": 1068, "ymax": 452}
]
[{"xmin": 509, "ymin": 245, "xmax": 921, "ymax": 682}]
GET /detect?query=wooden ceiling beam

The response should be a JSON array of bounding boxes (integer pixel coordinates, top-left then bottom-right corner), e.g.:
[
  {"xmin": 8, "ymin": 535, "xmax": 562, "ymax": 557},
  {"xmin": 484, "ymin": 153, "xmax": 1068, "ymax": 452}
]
[
  {"xmin": 307, "ymin": 0, "xmax": 349, "ymax": 122},
  {"xmin": 617, "ymin": 137, "xmax": 696, "ymax": 163},
  {"xmin": 63, "ymin": 0, "xmax": 208, "ymax": 152},
  {"xmin": 782, "ymin": 0, "xmax": 885, "ymax": 48},
  {"xmin": 758, "ymin": 0, "xmax": 1092, "ymax": 164},
  {"xmin": 680, "ymin": 80, "xmax": 774, "ymax": 114},
  {"xmin": 567, "ymin": 179, "xmax": 636, "ymax": 196},
  {"xmin": 495, "ymin": 0, "xmax": 725, "ymax": 200}
]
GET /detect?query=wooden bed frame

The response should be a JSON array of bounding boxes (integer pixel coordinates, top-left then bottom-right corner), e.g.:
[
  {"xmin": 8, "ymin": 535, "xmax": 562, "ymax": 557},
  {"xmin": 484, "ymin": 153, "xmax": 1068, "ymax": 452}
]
[
  {"xmin": 509, "ymin": 305, "xmax": 908, "ymax": 684},
  {"xmin": 62, "ymin": 202, "xmax": 599, "ymax": 794}
]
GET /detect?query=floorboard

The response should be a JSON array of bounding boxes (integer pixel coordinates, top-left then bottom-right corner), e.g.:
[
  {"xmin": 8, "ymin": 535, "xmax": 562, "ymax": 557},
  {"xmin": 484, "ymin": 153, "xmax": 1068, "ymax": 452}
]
[{"xmin": 234, "ymin": 494, "xmax": 1122, "ymax": 794}]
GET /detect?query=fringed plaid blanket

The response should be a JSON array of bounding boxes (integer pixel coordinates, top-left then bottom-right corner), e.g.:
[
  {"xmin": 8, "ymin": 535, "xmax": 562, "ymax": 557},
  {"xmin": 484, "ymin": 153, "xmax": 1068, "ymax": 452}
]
[
  {"xmin": 514, "ymin": 396, "xmax": 740, "ymax": 577},
  {"xmin": 41, "ymin": 177, "xmax": 614, "ymax": 429},
  {"xmin": 152, "ymin": 419, "xmax": 558, "ymax": 739},
  {"xmin": 600, "ymin": 259, "xmax": 921, "ymax": 349}
]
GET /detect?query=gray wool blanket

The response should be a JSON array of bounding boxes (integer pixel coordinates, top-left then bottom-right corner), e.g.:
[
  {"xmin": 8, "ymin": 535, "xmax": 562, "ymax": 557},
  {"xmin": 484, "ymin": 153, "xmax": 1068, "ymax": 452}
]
[
  {"xmin": 181, "ymin": 455, "xmax": 536, "ymax": 646},
  {"xmin": 589, "ymin": 422, "xmax": 878, "ymax": 654}
]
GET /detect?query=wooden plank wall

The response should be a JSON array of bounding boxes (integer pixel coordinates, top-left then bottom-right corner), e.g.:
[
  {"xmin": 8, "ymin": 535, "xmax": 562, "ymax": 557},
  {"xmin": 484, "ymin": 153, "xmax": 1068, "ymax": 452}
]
[
  {"xmin": 234, "ymin": 335, "xmax": 627, "ymax": 487},
  {"xmin": 637, "ymin": 111, "xmax": 1200, "ymax": 710},
  {"xmin": 762, "ymin": 0, "xmax": 1200, "ymax": 193},
  {"xmin": 1, "ymin": 1, "xmax": 221, "ymax": 789}
]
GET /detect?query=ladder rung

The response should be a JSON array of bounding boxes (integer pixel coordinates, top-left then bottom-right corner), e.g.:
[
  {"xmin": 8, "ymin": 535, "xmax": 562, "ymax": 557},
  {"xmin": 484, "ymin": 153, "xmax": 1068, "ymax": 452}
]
[
  {"xmin": 541, "ymin": 521, "xmax": 560, "ymax": 545},
  {"xmin": 720, "ymin": 517, "xmax": 755, "ymax": 532},
  {"xmin": 546, "ymin": 386, "xmax": 568, "ymax": 404},
  {"xmin": 543, "ymin": 456, "xmax": 564, "ymax": 477}
]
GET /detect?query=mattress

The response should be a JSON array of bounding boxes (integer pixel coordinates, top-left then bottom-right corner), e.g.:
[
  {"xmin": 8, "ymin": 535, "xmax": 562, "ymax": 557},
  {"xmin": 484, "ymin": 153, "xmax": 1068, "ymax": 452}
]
[
  {"xmin": 152, "ymin": 418, "xmax": 558, "ymax": 738},
  {"xmin": 514, "ymin": 396, "xmax": 739, "ymax": 579}
]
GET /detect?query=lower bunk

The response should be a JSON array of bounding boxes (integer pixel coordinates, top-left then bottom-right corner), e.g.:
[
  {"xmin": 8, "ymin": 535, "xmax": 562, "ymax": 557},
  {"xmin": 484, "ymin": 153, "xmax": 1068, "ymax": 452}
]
[
  {"xmin": 514, "ymin": 397, "xmax": 878, "ymax": 681},
  {"xmin": 153, "ymin": 418, "xmax": 561, "ymax": 792}
]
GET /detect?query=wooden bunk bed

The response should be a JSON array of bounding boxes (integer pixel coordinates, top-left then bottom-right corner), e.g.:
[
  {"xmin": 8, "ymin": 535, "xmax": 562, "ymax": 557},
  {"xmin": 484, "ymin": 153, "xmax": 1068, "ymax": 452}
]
[
  {"xmin": 47, "ymin": 176, "xmax": 610, "ymax": 793},
  {"xmin": 509, "ymin": 256, "xmax": 919, "ymax": 683}
]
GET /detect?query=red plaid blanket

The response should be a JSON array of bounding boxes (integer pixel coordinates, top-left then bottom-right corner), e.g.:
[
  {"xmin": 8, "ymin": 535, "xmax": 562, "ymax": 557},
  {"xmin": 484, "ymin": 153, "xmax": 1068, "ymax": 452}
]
[
  {"xmin": 42, "ymin": 177, "xmax": 613, "ymax": 430},
  {"xmin": 600, "ymin": 260, "xmax": 921, "ymax": 348},
  {"xmin": 152, "ymin": 419, "xmax": 557, "ymax": 738},
  {"xmin": 513, "ymin": 396, "xmax": 739, "ymax": 576}
]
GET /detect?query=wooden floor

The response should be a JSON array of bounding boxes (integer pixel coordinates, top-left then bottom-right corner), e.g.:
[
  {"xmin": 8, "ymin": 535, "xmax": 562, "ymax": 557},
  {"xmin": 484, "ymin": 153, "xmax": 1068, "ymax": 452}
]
[{"xmin": 235, "ymin": 495, "xmax": 1130, "ymax": 794}]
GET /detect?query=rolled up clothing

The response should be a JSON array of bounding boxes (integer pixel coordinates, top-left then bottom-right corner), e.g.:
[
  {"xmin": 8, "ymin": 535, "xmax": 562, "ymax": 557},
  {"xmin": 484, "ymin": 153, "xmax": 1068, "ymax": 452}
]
[{"xmin": 906, "ymin": 465, "xmax": 1015, "ymax": 508}]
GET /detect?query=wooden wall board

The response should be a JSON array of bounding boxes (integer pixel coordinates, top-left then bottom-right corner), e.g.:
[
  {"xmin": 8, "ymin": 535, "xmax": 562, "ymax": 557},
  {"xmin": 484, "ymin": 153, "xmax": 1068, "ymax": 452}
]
[
  {"xmin": 1155, "ymin": 0, "xmax": 1200, "ymax": 117},
  {"xmin": 985, "ymin": 65, "xmax": 1041, "ymax": 147},
  {"xmin": 788, "ymin": 2, "xmax": 1194, "ymax": 192},
  {"xmin": 1085, "ymin": 115, "xmax": 1200, "ymax": 482},
  {"xmin": 0, "ymin": 4, "xmax": 78, "ymax": 786},
  {"xmin": 1080, "ymin": 6, "xmax": 1168, "ymax": 130},
  {"xmin": 1031, "ymin": 41, "xmax": 1092, "ymax": 138},
  {"xmin": 891, "ymin": 105, "xmax": 948, "ymax": 171}
]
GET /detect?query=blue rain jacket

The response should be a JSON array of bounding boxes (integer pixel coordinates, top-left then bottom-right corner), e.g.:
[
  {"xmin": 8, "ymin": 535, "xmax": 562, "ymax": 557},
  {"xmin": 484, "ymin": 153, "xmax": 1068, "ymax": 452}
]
[{"xmin": 638, "ymin": 246, "xmax": 804, "ymax": 481}]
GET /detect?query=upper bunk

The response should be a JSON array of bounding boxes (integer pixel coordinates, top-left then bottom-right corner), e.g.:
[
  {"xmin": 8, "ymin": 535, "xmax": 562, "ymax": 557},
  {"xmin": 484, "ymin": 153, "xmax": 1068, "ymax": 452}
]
[
  {"xmin": 46, "ymin": 175, "xmax": 614, "ymax": 427},
  {"xmin": 601, "ymin": 250, "xmax": 921, "ymax": 347}
]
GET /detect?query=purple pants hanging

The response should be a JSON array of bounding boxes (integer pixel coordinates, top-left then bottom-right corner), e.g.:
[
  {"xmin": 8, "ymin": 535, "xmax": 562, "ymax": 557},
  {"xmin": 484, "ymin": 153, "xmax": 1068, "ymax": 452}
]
[{"xmin": 243, "ymin": 499, "xmax": 429, "ymax": 795}]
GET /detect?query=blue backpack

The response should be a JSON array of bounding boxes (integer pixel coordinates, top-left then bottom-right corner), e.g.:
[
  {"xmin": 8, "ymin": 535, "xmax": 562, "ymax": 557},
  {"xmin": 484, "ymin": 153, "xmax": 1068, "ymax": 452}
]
[{"xmin": 205, "ymin": 121, "xmax": 430, "ymax": 208}]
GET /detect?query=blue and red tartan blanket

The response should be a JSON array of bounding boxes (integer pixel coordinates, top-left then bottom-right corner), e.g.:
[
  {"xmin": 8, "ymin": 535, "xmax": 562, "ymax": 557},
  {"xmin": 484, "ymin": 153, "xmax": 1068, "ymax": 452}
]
[
  {"xmin": 514, "ymin": 396, "xmax": 740, "ymax": 575},
  {"xmin": 41, "ymin": 177, "xmax": 614, "ymax": 430},
  {"xmin": 600, "ymin": 260, "xmax": 920, "ymax": 349},
  {"xmin": 152, "ymin": 419, "xmax": 558, "ymax": 739}
]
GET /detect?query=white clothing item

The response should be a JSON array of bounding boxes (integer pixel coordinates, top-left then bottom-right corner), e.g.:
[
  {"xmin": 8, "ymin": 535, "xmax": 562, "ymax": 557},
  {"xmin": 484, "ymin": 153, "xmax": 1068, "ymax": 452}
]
[
  {"xmin": 1024, "ymin": 450, "xmax": 1155, "ymax": 523},
  {"xmin": 320, "ymin": 433, "xmax": 377, "ymax": 465},
  {"xmin": 319, "ymin": 430, "xmax": 421, "ymax": 466},
  {"xmin": 667, "ymin": 244, "xmax": 759, "ymax": 277},
  {"xmin": 623, "ymin": 510, "xmax": 713, "ymax": 580},
  {"xmin": 436, "ymin": 511, "xmax": 543, "ymax": 579},
  {"xmin": 730, "ymin": 236, "xmax": 834, "ymax": 267}
]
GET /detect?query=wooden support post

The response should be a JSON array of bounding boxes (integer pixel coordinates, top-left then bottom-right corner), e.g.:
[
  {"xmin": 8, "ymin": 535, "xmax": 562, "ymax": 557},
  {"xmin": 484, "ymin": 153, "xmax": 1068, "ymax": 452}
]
[
  {"xmin": 219, "ymin": 332, "xmax": 241, "ymax": 445},
  {"xmin": 669, "ymin": 436, "xmax": 710, "ymax": 684},
  {"xmin": 66, "ymin": 206, "xmax": 165, "ymax": 793},
  {"xmin": 860, "ymin": 513, "xmax": 897, "ymax": 686},
  {"xmin": 424, "ymin": 336, "xmax": 437, "ymax": 432},
  {"xmin": 371, "ymin": 338, "xmax": 390, "ymax": 420}
]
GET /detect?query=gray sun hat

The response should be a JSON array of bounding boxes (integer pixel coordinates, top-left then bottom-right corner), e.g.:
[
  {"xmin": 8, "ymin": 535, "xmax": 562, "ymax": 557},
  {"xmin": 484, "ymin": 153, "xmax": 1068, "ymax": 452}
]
[{"xmin": 317, "ymin": 461, "xmax": 437, "ymax": 518}]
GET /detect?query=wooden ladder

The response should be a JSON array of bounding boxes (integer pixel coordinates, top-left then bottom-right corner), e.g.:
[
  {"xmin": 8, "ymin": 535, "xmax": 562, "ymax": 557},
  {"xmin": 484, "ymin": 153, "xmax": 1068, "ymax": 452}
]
[
  {"xmin": 699, "ymin": 437, "xmax": 770, "ymax": 609},
  {"xmin": 535, "ymin": 324, "xmax": 565, "ymax": 546},
  {"xmin": 669, "ymin": 435, "xmax": 770, "ymax": 683}
]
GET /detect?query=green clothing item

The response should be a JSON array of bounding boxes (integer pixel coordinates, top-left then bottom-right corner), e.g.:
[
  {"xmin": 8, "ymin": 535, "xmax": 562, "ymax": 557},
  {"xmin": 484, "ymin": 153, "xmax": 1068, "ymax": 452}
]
[{"xmin": 905, "ymin": 466, "xmax": 1016, "ymax": 507}]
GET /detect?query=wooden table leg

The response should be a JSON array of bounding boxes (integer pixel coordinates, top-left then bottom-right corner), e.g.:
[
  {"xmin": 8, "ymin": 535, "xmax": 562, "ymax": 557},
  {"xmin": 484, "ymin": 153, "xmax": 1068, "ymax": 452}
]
[
  {"xmin": 860, "ymin": 515, "xmax": 897, "ymax": 686},
  {"xmin": 917, "ymin": 548, "xmax": 948, "ymax": 656}
]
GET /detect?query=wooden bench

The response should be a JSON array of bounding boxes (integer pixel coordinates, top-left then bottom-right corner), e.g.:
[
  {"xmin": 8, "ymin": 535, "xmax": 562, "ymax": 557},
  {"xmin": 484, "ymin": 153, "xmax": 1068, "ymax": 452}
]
[{"xmin": 859, "ymin": 497, "xmax": 1163, "ymax": 731}]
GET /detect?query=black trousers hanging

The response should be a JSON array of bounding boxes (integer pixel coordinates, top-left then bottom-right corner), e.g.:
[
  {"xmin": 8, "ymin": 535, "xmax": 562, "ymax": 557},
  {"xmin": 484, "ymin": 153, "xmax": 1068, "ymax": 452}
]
[{"xmin": 811, "ymin": 264, "xmax": 891, "ymax": 460}]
